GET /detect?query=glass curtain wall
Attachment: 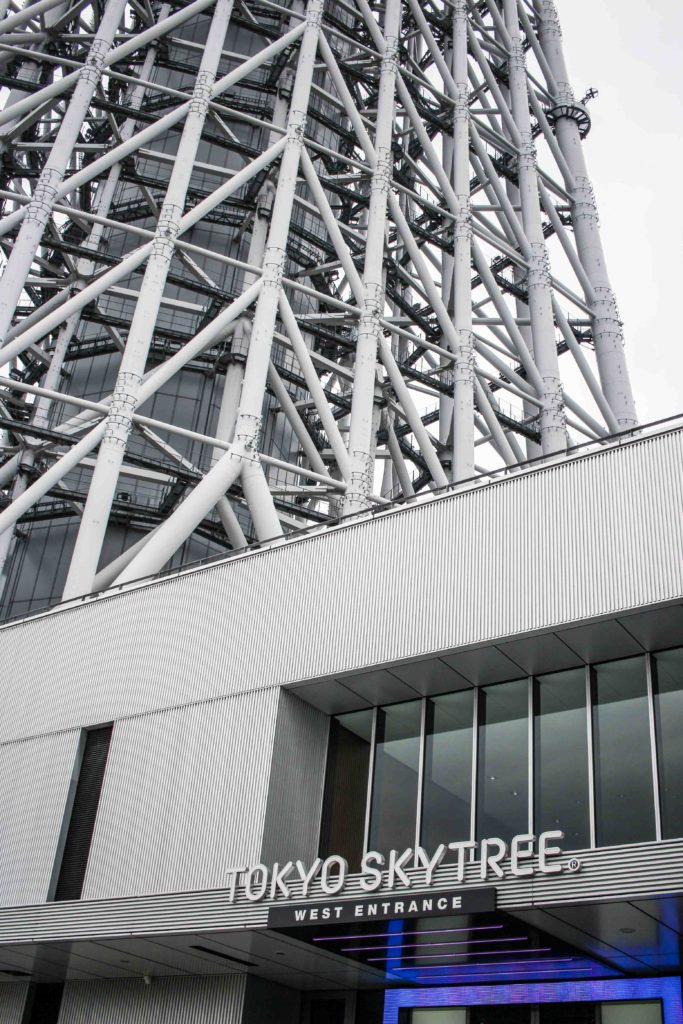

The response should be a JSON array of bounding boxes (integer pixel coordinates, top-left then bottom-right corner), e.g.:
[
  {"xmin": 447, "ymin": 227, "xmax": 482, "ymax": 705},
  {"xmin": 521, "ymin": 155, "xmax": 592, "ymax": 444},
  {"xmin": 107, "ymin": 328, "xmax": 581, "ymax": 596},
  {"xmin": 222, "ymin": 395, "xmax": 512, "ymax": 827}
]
[
  {"xmin": 534, "ymin": 669, "xmax": 591, "ymax": 849},
  {"xmin": 369, "ymin": 702, "xmax": 422, "ymax": 856},
  {"xmin": 652, "ymin": 647, "xmax": 683, "ymax": 839},
  {"xmin": 592, "ymin": 658, "xmax": 656, "ymax": 846},
  {"xmin": 477, "ymin": 680, "xmax": 529, "ymax": 844},
  {"xmin": 320, "ymin": 648, "xmax": 683, "ymax": 864},
  {"xmin": 421, "ymin": 691, "xmax": 474, "ymax": 850}
]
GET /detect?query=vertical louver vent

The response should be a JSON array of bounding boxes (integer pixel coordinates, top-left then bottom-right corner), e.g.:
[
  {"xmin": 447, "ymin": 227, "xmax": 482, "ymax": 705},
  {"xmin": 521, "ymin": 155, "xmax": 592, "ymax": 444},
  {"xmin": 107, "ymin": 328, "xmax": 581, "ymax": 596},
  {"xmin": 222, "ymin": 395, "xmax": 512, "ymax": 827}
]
[{"xmin": 53, "ymin": 725, "xmax": 112, "ymax": 902}]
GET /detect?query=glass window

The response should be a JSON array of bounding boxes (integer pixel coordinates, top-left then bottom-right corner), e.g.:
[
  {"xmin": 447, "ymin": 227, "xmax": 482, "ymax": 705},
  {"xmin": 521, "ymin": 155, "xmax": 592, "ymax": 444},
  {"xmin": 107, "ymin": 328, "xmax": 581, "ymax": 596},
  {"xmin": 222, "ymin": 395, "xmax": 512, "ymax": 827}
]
[
  {"xmin": 593, "ymin": 657, "xmax": 656, "ymax": 846},
  {"xmin": 652, "ymin": 647, "xmax": 683, "ymax": 839},
  {"xmin": 319, "ymin": 711, "xmax": 372, "ymax": 871},
  {"xmin": 369, "ymin": 701, "xmax": 422, "ymax": 856},
  {"xmin": 411, "ymin": 1012, "xmax": 467, "ymax": 1024},
  {"xmin": 535, "ymin": 669, "xmax": 590, "ymax": 850},
  {"xmin": 601, "ymin": 1002, "xmax": 662, "ymax": 1024},
  {"xmin": 477, "ymin": 679, "xmax": 529, "ymax": 845},
  {"xmin": 421, "ymin": 691, "xmax": 474, "ymax": 850}
]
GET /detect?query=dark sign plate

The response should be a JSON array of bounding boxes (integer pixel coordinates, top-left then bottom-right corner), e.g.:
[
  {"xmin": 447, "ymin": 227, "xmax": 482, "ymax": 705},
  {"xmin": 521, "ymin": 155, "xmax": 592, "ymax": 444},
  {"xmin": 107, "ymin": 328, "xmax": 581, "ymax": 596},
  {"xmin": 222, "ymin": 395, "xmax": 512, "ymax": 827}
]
[{"xmin": 267, "ymin": 886, "xmax": 496, "ymax": 929}]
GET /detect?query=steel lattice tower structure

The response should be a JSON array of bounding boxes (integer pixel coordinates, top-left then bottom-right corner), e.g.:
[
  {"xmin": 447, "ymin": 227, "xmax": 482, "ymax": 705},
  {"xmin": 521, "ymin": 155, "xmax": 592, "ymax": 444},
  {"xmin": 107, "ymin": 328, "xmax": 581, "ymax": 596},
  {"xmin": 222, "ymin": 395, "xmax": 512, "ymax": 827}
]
[{"xmin": 0, "ymin": 0, "xmax": 637, "ymax": 617}]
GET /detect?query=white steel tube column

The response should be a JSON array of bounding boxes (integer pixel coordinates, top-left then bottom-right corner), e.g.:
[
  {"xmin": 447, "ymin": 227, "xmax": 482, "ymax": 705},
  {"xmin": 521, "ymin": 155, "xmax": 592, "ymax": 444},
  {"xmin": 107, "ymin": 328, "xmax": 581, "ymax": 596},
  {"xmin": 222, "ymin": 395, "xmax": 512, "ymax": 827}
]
[
  {"xmin": 0, "ymin": 0, "xmax": 128, "ymax": 346},
  {"xmin": 225, "ymin": 0, "xmax": 322, "ymax": 536},
  {"xmin": 502, "ymin": 0, "xmax": 566, "ymax": 454},
  {"xmin": 343, "ymin": 0, "xmax": 401, "ymax": 515},
  {"xmin": 114, "ymin": 0, "xmax": 324, "ymax": 584},
  {"xmin": 534, "ymin": 0, "xmax": 637, "ymax": 428},
  {"xmin": 451, "ymin": 0, "xmax": 475, "ymax": 480},
  {"xmin": 62, "ymin": 0, "xmax": 235, "ymax": 599},
  {"xmin": 210, "ymin": 28, "xmax": 298, "ymax": 529}
]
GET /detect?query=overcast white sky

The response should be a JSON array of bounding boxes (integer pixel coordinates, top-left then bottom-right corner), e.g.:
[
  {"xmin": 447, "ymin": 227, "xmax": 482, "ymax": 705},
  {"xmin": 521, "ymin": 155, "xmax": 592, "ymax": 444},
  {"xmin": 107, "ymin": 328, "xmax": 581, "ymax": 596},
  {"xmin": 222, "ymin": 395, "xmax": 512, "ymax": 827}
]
[{"xmin": 558, "ymin": 0, "xmax": 683, "ymax": 425}]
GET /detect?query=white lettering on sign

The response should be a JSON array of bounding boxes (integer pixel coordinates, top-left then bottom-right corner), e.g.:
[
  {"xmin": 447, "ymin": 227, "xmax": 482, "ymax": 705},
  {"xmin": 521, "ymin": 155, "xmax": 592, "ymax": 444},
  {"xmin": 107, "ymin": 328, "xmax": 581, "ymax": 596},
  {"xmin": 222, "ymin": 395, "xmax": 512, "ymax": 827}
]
[
  {"xmin": 359, "ymin": 851, "xmax": 384, "ymax": 892},
  {"xmin": 226, "ymin": 831, "xmax": 577, "ymax": 904},
  {"xmin": 320, "ymin": 855, "xmax": 347, "ymax": 895}
]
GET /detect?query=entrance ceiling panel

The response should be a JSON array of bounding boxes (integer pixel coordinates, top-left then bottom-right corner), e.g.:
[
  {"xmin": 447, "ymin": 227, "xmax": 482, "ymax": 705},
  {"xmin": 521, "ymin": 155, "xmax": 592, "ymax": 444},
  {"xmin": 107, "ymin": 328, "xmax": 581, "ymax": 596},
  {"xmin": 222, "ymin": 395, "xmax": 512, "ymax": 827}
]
[
  {"xmin": 287, "ymin": 678, "xmax": 371, "ymax": 715},
  {"xmin": 545, "ymin": 903, "xmax": 682, "ymax": 961},
  {"xmin": 272, "ymin": 911, "xmax": 622, "ymax": 987},
  {"xmin": 338, "ymin": 669, "xmax": 420, "ymax": 705},
  {"xmin": 85, "ymin": 937, "xmax": 240, "ymax": 977},
  {"xmin": 510, "ymin": 909, "xmax": 651, "ymax": 975},
  {"xmin": 631, "ymin": 896, "xmax": 683, "ymax": 935},
  {"xmin": 495, "ymin": 633, "xmax": 583, "ymax": 675},
  {"xmin": 618, "ymin": 607, "xmax": 683, "ymax": 652},
  {"xmin": 556, "ymin": 620, "xmax": 643, "ymax": 664},
  {"xmin": 440, "ymin": 647, "xmax": 524, "ymax": 685},
  {"xmin": 390, "ymin": 659, "xmax": 472, "ymax": 696}
]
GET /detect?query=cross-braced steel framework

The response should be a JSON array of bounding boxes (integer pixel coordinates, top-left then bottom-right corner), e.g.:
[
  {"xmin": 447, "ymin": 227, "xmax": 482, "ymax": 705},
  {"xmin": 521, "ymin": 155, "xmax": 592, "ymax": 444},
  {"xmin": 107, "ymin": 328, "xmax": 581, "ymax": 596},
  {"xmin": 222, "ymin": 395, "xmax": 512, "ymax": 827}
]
[{"xmin": 0, "ymin": 0, "xmax": 637, "ymax": 608}]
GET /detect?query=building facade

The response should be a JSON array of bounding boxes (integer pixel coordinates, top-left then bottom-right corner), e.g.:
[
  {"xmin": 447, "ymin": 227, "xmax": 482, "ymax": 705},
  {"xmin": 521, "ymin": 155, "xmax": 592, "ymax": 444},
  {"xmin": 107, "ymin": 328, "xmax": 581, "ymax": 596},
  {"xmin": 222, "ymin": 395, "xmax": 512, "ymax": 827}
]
[
  {"xmin": 1, "ymin": 0, "xmax": 681, "ymax": 1021},
  {"xmin": 0, "ymin": 419, "xmax": 682, "ymax": 1023}
]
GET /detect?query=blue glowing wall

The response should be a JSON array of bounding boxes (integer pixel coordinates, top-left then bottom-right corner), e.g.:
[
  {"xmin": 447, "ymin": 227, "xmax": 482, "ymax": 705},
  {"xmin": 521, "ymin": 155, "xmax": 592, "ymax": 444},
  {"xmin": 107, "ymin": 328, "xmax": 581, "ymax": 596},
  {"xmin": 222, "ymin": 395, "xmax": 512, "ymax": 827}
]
[{"xmin": 383, "ymin": 977, "xmax": 683, "ymax": 1024}]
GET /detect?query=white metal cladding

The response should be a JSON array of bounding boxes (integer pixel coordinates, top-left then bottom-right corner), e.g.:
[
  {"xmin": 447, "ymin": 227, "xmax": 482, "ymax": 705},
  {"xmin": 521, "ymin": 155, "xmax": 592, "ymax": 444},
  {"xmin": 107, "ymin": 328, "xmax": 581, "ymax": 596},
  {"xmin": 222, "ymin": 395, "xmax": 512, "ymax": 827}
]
[
  {"xmin": 0, "ymin": 427, "xmax": 681, "ymax": 744},
  {"xmin": 1, "ymin": 839, "xmax": 683, "ymax": 945},
  {"xmin": 58, "ymin": 974, "xmax": 246, "ymax": 1024},
  {"xmin": 0, "ymin": 730, "xmax": 81, "ymax": 906},
  {"xmin": 82, "ymin": 689, "xmax": 281, "ymax": 901},
  {"xmin": 0, "ymin": 982, "xmax": 29, "ymax": 1022},
  {"xmin": 259, "ymin": 691, "xmax": 329, "ymax": 866}
]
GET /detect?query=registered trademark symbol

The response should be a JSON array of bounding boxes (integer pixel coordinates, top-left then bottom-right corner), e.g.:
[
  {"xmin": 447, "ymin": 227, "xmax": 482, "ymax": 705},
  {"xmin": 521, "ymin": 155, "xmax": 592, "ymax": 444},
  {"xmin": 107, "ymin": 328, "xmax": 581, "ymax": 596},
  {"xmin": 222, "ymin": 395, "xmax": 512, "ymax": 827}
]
[{"xmin": 567, "ymin": 858, "xmax": 581, "ymax": 872}]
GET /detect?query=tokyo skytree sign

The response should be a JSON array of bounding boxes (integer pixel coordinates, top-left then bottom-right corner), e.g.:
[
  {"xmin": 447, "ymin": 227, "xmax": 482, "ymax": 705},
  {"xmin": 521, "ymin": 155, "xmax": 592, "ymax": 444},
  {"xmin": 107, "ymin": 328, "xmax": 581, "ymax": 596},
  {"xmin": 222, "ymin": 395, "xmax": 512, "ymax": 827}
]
[{"xmin": 0, "ymin": 0, "xmax": 636, "ymax": 611}]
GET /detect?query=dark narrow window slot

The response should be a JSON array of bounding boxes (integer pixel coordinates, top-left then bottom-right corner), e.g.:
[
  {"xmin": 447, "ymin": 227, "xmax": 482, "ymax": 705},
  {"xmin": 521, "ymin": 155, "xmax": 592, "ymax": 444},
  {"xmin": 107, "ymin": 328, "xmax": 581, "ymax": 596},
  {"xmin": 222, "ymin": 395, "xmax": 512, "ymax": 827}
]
[
  {"xmin": 53, "ymin": 725, "xmax": 113, "ymax": 902},
  {"xmin": 21, "ymin": 983, "xmax": 64, "ymax": 1024}
]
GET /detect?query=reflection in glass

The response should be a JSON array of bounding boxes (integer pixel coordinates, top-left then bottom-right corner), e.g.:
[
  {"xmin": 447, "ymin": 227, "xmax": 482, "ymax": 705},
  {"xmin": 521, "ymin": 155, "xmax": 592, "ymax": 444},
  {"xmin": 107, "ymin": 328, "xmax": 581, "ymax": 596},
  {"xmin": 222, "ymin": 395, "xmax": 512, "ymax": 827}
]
[
  {"xmin": 477, "ymin": 679, "xmax": 529, "ymax": 845},
  {"xmin": 653, "ymin": 647, "xmax": 683, "ymax": 839},
  {"xmin": 369, "ymin": 701, "xmax": 422, "ymax": 856},
  {"xmin": 593, "ymin": 656, "xmax": 656, "ymax": 846},
  {"xmin": 535, "ymin": 669, "xmax": 590, "ymax": 850},
  {"xmin": 421, "ymin": 691, "xmax": 474, "ymax": 849},
  {"xmin": 601, "ymin": 1003, "xmax": 662, "ymax": 1024},
  {"xmin": 319, "ymin": 710, "xmax": 372, "ymax": 871},
  {"xmin": 412, "ymin": 1012, "xmax": 467, "ymax": 1024}
]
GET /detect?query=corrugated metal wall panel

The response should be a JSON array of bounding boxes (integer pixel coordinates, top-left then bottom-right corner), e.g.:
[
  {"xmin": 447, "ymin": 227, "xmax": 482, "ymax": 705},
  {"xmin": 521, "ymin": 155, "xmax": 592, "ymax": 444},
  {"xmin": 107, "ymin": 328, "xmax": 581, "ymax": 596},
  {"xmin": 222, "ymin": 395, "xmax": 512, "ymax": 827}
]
[
  {"xmin": 0, "ymin": 428, "xmax": 680, "ymax": 743},
  {"xmin": 259, "ymin": 691, "xmax": 328, "ymax": 865},
  {"xmin": 81, "ymin": 689, "xmax": 280, "ymax": 899},
  {"xmin": 58, "ymin": 974, "xmax": 246, "ymax": 1024},
  {"xmin": 1, "ymin": 838, "xmax": 682, "ymax": 945},
  {"xmin": 0, "ymin": 730, "xmax": 81, "ymax": 906},
  {"xmin": 0, "ymin": 981, "xmax": 29, "ymax": 1022}
]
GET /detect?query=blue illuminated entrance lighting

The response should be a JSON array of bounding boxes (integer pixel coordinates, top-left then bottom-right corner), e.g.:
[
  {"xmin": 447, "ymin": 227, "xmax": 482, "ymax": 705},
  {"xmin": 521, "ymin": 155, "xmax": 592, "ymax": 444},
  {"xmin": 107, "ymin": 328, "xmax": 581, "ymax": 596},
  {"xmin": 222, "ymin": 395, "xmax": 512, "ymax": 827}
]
[
  {"xmin": 340, "ymin": 937, "xmax": 528, "ymax": 953},
  {"xmin": 369, "ymin": 947, "xmax": 553, "ymax": 963},
  {"xmin": 393, "ymin": 959, "xmax": 576, "ymax": 973},
  {"xmin": 382, "ymin": 978, "xmax": 683, "ymax": 1024},
  {"xmin": 312, "ymin": 924, "xmax": 504, "ymax": 943}
]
